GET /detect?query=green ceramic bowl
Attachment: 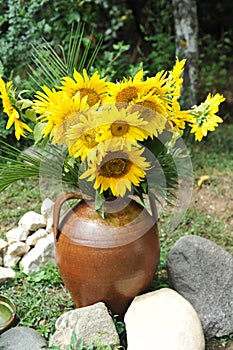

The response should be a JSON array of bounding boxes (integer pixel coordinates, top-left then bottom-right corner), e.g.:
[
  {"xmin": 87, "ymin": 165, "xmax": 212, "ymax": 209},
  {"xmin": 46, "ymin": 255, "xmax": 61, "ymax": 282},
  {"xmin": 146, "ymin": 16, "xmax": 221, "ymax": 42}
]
[{"xmin": 0, "ymin": 295, "xmax": 16, "ymax": 333}]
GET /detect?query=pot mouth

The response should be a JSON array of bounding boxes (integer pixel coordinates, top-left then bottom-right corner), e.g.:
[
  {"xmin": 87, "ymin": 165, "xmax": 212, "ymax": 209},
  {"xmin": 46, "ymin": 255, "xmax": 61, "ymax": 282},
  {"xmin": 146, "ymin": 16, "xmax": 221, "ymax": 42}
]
[
  {"xmin": 0, "ymin": 295, "xmax": 16, "ymax": 333},
  {"xmin": 58, "ymin": 197, "xmax": 158, "ymax": 248}
]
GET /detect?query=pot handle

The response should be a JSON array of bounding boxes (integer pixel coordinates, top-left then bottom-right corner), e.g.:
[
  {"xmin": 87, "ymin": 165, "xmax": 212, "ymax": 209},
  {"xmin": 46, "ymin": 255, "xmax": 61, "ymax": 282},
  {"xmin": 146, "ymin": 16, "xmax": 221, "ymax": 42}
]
[{"xmin": 53, "ymin": 192, "xmax": 83, "ymax": 242}]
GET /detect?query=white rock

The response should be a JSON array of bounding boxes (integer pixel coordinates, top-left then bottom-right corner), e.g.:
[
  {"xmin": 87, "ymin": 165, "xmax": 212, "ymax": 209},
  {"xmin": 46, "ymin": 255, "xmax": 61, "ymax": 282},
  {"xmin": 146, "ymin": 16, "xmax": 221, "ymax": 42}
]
[
  {"xmin": 18, "ymin": 211, "xmax": 46, "ymax": 231},
  {"xmin": 46, "ymin": 217, "xmax": 53, "ymax": 234},
  {"xmin": 7, "ymin": 242, "xmax": 30, "ymax": 257},
  {"xmin": 3, "ymin": 254, "xmax": 21, "ymax": 268},
  {"xmin": 124, "ymin": 288, "xmax": 205, "ymax": 350},
  {"xmin": 0, "ymin": 238, "xmax": 8, "ymax": 252},
  {"xmin": 6, "ymin": 227, "xmax": 29, "ymax": 243},
  {"xmin": 0, "ymin": 266, "xmax": 16, "ymax": 285},
  {"xmin": 41, "ymin": 198, "xmax": 54, "ymax": 219},
  {"xmin": 26, "ymin": 229, "xmax": 48, "ymax": 246},
  {"xmin": 20, "ymin": 233, "xmax": 55, "ymax": 274}
]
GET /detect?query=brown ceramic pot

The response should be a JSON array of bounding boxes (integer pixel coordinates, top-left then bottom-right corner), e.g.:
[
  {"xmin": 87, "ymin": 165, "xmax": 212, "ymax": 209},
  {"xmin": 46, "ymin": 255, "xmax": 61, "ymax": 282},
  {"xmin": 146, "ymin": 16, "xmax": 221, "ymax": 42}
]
[{"xmin": 53, "ymin": 192, "xmax": 160, "ymax": 318}]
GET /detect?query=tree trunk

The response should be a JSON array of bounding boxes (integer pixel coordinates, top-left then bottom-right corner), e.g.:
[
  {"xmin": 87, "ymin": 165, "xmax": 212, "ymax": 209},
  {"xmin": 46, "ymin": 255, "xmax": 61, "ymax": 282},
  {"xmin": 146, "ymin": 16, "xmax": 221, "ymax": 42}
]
[{"xmin": 172, "ymin": 0, "xmax": 199, "ymax": 107}]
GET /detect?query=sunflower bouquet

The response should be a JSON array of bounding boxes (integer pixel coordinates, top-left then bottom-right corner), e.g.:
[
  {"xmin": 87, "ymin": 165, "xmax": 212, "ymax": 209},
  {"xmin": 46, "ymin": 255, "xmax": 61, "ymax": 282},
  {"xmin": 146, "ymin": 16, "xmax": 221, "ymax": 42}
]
[{"xmin": 0, "ymin": 33, "xmax": 225, "ymax": 214}]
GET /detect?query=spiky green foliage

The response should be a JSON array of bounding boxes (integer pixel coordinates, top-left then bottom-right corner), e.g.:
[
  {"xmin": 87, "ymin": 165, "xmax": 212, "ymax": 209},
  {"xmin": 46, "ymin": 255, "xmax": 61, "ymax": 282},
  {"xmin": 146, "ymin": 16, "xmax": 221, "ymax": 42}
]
[
  {"xmin": 29, "ymin": 22, "xmax": 102, "ymax": 90},
  {"xmin": 0, "ymin": 141, "xmax": 82, "ymax": 194}
]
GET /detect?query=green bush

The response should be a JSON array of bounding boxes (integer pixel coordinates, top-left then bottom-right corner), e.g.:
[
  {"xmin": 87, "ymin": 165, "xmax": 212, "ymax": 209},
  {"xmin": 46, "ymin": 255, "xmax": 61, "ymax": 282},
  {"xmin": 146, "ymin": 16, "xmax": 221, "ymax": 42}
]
[
  {"xmin": 0, "ymin": 0, "xmax": 175, "ymax": 81},
  {"xmin": 198, "ymin": 30, "xmax": 232, "ymax": 97}
]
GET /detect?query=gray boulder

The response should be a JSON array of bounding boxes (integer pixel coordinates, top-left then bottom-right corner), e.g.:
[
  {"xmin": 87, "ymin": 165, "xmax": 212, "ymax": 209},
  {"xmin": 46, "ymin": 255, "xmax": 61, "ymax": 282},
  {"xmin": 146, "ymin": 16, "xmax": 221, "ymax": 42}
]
[
  {"xmin": 0, "ymin": 326, "xmax": 47, "ymax": 350},
  {"xmin": 167, "ymin": 235, "xmax": 233, "ymax": 338}
]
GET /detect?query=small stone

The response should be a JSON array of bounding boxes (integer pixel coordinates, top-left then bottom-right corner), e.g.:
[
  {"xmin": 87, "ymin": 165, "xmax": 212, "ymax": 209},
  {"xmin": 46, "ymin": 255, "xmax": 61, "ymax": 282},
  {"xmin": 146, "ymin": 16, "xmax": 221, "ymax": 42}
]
[
  {"xmin": 7, "ymin": 242, "xmax": 30, "ymax": 257},
  {"xmin": 49, "ymin": 302, "xmax": 120, "ymax": 349},
  {"xmin": 0, "ymin": 326, "xmax": 47, "ymax": 350},
  {"xmin": 26, "ymin": 229, "xmax": 48, "ymax": 246},
  {"xmin": 41, "ymin": 198, "xmax": 54, "ymax": 219},
  {"xmin": 0, "ymin": 266, "xmax": 16, "ymax": 285},
  {"xmin": 46, "ymin": 217, "xmax": 53, "ymax": 233},
  {"xmin": 6, "ymin": 227, "xmax": 29, "ymax": 243},
  {"xmin": 3, "ymin": 254, "xmax": 21, "ymax": 268},
  {"xmin": 20, "ymin": 233, "xmax": 55, "ymax": 274},
  {"xmin": 18, "ymin": 211, "xmax": 46, "ymax": 232},
  {"xmin": 124, "ymin": 288, "xmax": 205, "ymax": 350},
  {"xmin": 0, "ymin": 238, "xmax": 8, "ymax": 252}
]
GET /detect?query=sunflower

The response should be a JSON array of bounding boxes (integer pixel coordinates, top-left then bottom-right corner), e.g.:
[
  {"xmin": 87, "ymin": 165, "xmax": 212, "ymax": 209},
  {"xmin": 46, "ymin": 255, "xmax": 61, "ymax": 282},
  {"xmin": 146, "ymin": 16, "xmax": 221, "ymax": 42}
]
[
  {"xmin": 168, "ymin": 57, "xmax": 186, "ymax": 99},
  {"xmin": 96, "ymin": 104, "xmax": 149, "ymax": 145},
  {"xmin": 144, "ymin": 70, "xmax": 170, "ymax": 101},
  {"xmin": 33, "ymin": 88, "xmax": 89, "ymax": 144},
  {"xmin": 129, "ymin": 90, "xmax": 168, "ymax": 137},
  {"xmin": 60, "ymin": 68, "xmax": 109, "ymax": 107},
  {"xmin": 0, "ymin": 77, "xmax": 32, "ymax": 140},
  {"xmin": 189, "ymin": 93, "xmax": 225, "ymax": 141},
  {"xmin": 33, "ymin": 87, "xmax": 64, "ymax": 138},
  {"xmin": 33, "ymin": 85, "xmax": 59, "ymax": 116},
  {"xmin": 106, "ymin": 69, "xmax": 149, "ymax": 105},
  {"xmin": 66, "ymin": 109, "xmax": 104, "ymax": 161},
  {"xmin": 166, "ymin": 101, "xmax": 192, "ymax": 132},
  {"xmin": 144, "ymin": 58, "xmax": 186, "ymax": 110},
  {"xmin": 80, "ymin": 141, "xmax": 151, "ymax": 197}
]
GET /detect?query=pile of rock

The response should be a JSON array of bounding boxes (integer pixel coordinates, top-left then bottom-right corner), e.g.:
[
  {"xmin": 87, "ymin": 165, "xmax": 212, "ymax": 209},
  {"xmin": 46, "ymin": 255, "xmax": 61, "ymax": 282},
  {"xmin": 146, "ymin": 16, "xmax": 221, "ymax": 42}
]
[
  {"xmin": 0, "ymin": 198, "xmax": 55, "ymax": 282},
  {"xmin": 1, "ymin": 209, "xmax": 233, "ymax": 350}
]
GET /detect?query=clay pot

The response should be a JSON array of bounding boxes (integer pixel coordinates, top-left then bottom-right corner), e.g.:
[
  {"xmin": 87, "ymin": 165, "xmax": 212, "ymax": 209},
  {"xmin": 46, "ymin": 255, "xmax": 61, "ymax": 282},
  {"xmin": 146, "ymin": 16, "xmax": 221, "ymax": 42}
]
[{"xmin": 53, "ymin": 192, "xmax": 160, "ymax": 318}]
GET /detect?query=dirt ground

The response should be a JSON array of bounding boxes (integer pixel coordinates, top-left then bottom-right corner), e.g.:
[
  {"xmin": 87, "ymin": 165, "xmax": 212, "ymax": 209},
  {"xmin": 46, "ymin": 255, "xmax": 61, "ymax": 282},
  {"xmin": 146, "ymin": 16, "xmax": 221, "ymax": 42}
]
[{"xmin": 191, "ymin": 170, "xmax": 233, "ymax": 230}]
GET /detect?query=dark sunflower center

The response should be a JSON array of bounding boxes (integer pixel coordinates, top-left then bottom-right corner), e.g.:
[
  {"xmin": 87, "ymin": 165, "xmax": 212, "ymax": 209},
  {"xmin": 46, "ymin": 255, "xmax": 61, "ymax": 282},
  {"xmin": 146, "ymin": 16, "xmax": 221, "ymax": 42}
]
[
  {"xmin": 79, "ymin": 88, "xmax": 100, "ymax": 106},
  {"xmin": 116, "ymin": 86, "xmax": 138, "ymax": 103},
  {"xmin": 137, "ymin": 100, "xmax": 157, "ymax": 111},
  {"xmin": 99, "ymin": 158, "xmax": 132, "ymax": 178},
  {"xmin": 110, "ymin": 121, "xmax": 129, "ymax": 136},
  {"xmin": 80, "ymin": 129, "xmax": 98, "ymax": 148}
]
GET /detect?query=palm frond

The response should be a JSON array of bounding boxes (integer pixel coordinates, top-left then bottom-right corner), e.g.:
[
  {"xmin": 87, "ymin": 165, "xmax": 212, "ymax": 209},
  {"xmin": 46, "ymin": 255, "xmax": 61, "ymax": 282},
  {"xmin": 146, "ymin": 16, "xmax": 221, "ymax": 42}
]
[
  {"xmin": 29, "ymin": 22, "xmax": 102, "ymax": 90},
  {"xmin": 0, "ymin": 142, "xmax": 80, "ymax": 193},
  {"xmin": 29, "ymin": 41, "xmax": 68, "ymax": 89},
  {"xmin": 0, "ymin": 142, "xmax": 40, "ymax": 192}
]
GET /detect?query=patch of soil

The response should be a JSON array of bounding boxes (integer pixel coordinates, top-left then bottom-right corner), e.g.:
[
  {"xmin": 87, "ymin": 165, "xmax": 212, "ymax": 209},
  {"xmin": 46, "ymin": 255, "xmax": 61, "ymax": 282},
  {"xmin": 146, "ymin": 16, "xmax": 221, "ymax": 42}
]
[{"xmin": 191, "ymin": 170, "xmax": 233, "ymax": 229}]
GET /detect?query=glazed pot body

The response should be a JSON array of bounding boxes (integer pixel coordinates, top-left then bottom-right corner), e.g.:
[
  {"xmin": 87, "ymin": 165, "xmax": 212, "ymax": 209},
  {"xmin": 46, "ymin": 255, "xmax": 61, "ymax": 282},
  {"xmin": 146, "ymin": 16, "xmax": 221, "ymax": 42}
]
[{"xmin": 53, "ymin": 193, "xmax": 160, "ymax": 317}]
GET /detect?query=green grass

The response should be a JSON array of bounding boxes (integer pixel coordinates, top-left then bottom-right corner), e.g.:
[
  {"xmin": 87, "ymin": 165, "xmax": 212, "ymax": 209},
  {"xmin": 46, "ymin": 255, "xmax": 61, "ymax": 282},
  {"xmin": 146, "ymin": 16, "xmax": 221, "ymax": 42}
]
[
  {"xmin": 0, "ymin": 178, "xmax": 42, "ymax": 237},
  {"xmin": 0, "ymin": 123, "xmax": 233, "ymax": 348},
  {"xmin": 188, "ymin": 123, "xmax": 233, "ymax": 175},
  {"xmin": 155, "ymin": 123, "xmax": 233, "ymax": 270},
  {"xmin": 0, "ymin": 263, "xmax": 75, "ymax": 340}
]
